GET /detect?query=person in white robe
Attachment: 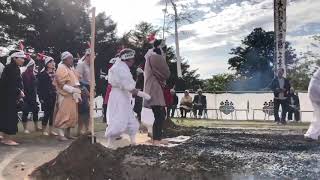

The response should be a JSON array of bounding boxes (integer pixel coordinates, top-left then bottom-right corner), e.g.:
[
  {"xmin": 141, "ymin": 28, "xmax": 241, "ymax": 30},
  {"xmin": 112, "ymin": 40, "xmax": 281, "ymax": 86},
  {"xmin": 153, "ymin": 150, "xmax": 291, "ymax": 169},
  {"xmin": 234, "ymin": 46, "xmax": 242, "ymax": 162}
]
[
  {"xmin": 305, "ymin": 68, "xmax": 320, "ymax": 140},
  {"xmin": 105, "ymin": 48, "xmax": 140, "ymax": 147}
]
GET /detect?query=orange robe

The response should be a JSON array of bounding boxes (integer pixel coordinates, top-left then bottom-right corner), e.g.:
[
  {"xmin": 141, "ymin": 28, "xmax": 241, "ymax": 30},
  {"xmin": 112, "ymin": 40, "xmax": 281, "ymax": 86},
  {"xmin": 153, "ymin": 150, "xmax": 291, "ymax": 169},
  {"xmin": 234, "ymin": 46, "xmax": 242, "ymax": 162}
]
[{"xmin": 53, "ymin": 63, "xmax": 80, "ymax": 128}]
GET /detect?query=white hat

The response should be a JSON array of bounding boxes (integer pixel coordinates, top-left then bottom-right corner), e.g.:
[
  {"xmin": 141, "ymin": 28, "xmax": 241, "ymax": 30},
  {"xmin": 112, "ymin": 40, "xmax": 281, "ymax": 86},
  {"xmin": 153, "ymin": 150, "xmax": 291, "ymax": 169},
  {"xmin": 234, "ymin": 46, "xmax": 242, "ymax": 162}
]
[
  {"xmin": 197, "ymin": 89, "xmax": 203, "ymax": 93},
  {"xmin": 61, "ymin": 51, "xmax": 73, "ymax": 61},
  {"xmin": 26, "ymin": 59, "xmax": 35, "ymax": 68},
  {"xmin": 109, "ymin": 57, "xmax": 119, "ymax": 64},
  {"xmin": 44, "ymin": 56, "xmax": 54, "ymax": 65},
  {"xmin": 6, "ymin": 50, "xmax": 26, "ymax": 65},
  {"xmin": 119, "ymin": 48, "xmax": 135, "ymax": 61}
]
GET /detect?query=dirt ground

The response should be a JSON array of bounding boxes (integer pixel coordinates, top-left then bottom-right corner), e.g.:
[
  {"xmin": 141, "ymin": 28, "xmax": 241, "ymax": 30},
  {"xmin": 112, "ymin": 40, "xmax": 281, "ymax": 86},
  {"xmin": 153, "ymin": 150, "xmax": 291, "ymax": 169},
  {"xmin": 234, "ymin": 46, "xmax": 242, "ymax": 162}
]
[
  {"xmin": 1, "ymin": 120, "xmax": 318, "ymax": 180},
  {"xmin": 30, "ymin": 122, "xmax": 320, "ymax": 180}
]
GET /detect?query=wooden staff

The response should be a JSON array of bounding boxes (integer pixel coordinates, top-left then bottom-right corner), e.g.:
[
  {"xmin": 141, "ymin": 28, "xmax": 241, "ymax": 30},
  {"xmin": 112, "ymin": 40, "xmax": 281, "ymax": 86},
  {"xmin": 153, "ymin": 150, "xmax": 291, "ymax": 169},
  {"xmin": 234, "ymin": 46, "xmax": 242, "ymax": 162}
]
[{"xmin": 89, "ymin": 7, "xmax": 96, "ymax": 144}]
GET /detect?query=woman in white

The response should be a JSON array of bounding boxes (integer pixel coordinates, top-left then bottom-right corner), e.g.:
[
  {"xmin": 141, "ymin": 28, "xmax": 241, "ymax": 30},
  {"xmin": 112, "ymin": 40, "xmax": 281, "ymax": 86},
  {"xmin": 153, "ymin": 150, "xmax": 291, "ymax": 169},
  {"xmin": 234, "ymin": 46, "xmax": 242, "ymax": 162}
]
[
  {"xmin": 305, "ymin": 68, "xmax": 320, "ymax": 140},
  {"xmin": 105, "ymin": 48, "xmax": 140, "ymax": 147}
]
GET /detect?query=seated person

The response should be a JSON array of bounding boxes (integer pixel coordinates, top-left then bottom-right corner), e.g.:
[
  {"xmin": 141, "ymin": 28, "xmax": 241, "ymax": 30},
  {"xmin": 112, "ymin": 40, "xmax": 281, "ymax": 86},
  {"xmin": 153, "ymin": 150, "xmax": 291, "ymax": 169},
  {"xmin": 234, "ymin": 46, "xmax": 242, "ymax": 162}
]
[
  {"xmin": 167, "ymin": 89, "xmax": 179, "ymax": 118},
  {"xmin": 193, "ymin": 89, "xmax": 207, "ymax": 119},
  {"xmin": 287, "ymin": 88, "xmax": 300, "ymax": 122},
  {"xmin": 179, "ymin": 90, "xmax": 193, "ymax": 118}
]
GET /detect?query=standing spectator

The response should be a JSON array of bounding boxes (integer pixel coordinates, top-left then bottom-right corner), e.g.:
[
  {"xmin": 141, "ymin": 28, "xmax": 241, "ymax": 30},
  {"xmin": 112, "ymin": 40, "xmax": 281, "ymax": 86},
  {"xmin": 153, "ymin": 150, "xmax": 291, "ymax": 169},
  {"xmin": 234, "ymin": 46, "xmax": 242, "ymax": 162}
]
[
  {"xmin": 38, "ymin": 56, "xmax": 58, "ymax": 136},
  {"xmin": 179, "ymin": 90, "xmax": 193, "ymax": 118},
  {"xmin": 21, "ymin": 59, "xmax": 40, "ymax": 133},
  {"xmin": 133, "ymin": 65, "xmax": 144, "ymax": 122},
  {"xmin": 193, "ymin": 89, "xmax": 207, "ymax": 119},
  {"xmin": 287, "ymin": 88, "xmax": 300, "ymax": 122},
  {"xmin": 76, "ymin": 49, "xmax": 91, "ymax": 135},
  {"xmin": 167, "ymin": 89, "xmax": 178, "ymax": 118},
  {"xmin": 53, "ymin": 51, "xmax": 81, "ymax": 141},
  {"xmin": 270, "ymin": 68, "xmax": 291, "ymax": 125},
  {"xmin": 0, "ymin": 50, "xmax": 26, "ymax": 145},
  {"xmin": 144, "ymin": 39, "xmax": 170, "ymax": 145}
]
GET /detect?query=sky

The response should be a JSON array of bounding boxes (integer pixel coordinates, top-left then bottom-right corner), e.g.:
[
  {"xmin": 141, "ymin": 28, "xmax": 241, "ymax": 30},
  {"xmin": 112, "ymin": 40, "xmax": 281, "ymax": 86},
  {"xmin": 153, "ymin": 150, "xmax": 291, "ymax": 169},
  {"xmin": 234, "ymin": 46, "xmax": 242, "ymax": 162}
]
[{"xmin": 91, "ymin": 0, "xmax": 320, "ymax": 79}]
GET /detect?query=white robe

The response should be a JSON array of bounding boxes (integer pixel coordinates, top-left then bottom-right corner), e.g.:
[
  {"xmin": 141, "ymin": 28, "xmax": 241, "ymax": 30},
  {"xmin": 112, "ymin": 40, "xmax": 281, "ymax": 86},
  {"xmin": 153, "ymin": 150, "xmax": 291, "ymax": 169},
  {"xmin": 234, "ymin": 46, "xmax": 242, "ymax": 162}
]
[
  {"xmin": 105, "ymin": 60, "xmax": 139, "ymax": 138},
  {"xmin": 305, "ymin": 69, "xmax": 320, "ymax": 140}
]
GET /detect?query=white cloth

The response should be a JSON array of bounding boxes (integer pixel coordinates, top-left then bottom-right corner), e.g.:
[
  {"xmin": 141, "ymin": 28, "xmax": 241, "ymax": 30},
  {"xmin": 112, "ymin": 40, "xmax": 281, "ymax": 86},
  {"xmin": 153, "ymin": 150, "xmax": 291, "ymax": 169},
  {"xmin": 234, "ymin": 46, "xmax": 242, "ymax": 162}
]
[
  {"xmin": 61, "ymin": 51, "xmax": 73, "ymax": 61},
  {"xmin": 105, "ymin": 60, "xmax": 139, "ymax": 139},
  {"xmin": 44, "ymin": 56, "xmax": 54, "ymax": 65},
  {"xmin": 76, "ymin": 61, "xmax": 90, "ymax": 85},
  {"xmin": 0, "ymin": 62, "xmax": 4, "ymax": 78},
  {"xmin": 141, "ymin": 107, "xmax": 155, "ymax": 134},
  {"xmin": 305, "ymin": 69, "xmax": 320, "ymax": 140}
]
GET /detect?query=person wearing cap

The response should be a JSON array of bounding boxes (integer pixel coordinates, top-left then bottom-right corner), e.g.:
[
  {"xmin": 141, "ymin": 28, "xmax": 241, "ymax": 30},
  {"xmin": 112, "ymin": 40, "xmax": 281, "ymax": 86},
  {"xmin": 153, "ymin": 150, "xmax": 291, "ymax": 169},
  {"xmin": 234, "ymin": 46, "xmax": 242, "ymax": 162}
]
[
  {"xmin": 105, "ymin": 48, "xmax": 140, "ymax": 148},
  {"xmin": 144, "ymin": 39, "xmax": 171, "ymax": 145},
  {"xmin": 179, "ymin": 90, "xmax": 193, "ymax": 118},
  {"xmin": 193, "ymin": 89, "xmax": 207, "ymax": 119},
  {"xmin": 53, "ymin": 51, "xmax": 81, "ymax": 141},
  {"xmin": 38, "ymin": 56, "xmax": 58, "ymax": 136},
  {"xmin": 21, "ymin": 59, "xmax": 41, "ymax": 133},
  {"xmin": 0, "ymin": 50, "xmax": 26, "ymax": 145}
]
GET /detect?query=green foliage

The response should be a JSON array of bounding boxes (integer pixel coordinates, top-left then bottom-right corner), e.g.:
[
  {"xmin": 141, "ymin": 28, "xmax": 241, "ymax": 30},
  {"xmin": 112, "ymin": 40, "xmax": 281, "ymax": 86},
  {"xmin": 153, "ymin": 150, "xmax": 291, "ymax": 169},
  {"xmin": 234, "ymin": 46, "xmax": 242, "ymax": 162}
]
[
  {"xmin": 227, "ymin": 28, "xmax": 298, "ymax": 90},
  {"xmin": 203, "ymin": 74, "xmax": 235, "ymax": 92}
]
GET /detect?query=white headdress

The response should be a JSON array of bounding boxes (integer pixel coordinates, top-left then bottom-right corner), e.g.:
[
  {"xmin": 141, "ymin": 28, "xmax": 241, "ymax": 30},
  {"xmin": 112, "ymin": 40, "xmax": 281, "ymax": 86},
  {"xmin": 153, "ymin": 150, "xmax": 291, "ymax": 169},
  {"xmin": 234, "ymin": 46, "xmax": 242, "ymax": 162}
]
[
  {"xmin": 44, "ymin": 56, "xmax": 54, "ymax": 65},
  {"xmin": 109, "ymin": 57, "xmax": 120, "ymax": 64},
  {"xmin": 61, "ymin": 51, "xmax": 73, "ymax": 61},
  {"xmin": 26, "ymin": 59, "xmax": 35, "ymax": 68},
  {"xmin": 6, "ymin": 50, "xmax": 26, "ymax": 65},
  {"xmin": 119, "ymin": 48, "xmax": 135, "ymax": 61}
]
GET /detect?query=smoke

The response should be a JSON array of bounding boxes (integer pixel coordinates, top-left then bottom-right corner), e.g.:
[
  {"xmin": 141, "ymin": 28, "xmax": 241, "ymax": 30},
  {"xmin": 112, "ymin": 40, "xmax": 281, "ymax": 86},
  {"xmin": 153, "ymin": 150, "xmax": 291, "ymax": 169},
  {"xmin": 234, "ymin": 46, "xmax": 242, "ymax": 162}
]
[{"xmin": 228, "ymin": 71, "xmax": 274, "ymax": 91}]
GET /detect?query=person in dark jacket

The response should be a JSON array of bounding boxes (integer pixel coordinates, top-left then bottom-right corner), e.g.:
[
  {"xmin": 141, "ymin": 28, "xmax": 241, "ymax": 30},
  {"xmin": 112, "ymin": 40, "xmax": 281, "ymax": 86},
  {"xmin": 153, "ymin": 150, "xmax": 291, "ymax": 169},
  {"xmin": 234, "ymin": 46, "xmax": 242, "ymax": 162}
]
[
  {"xmin": 0, "ymin": 50, "xmax": 26, "ymax": 145},
  {"xmin": 38, "ymin": 56, "xmax": 58, "ymax": 136},
  {"xmin": 167, "ymin": 89, "xmax": 178, "ymax": 118},
  {"xmin": 287, "ymin": 88, "xmax": 300, "ymax": 122},
  {"xmin": 270, "ymin": 68, "xmax": 291, "ymax": 124},
  {"xmin": 21, "ymin": 59, "xmax": 41, "ymax": 133},
  {"xmin": 193, "ymin": 89, "xmax": 207, "ymax": 119},
  {"xmin": 133, "ymin": 65, "xmax": 144, "ymax": 122}
]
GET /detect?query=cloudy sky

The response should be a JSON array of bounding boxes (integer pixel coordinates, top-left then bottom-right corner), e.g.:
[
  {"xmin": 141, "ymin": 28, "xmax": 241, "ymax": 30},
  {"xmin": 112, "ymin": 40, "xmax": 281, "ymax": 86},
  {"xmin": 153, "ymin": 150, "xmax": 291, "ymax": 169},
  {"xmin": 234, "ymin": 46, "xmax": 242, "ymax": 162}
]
[{"xmin": 91, "ymin": 0, "xmax": 320, "ymax": 79}]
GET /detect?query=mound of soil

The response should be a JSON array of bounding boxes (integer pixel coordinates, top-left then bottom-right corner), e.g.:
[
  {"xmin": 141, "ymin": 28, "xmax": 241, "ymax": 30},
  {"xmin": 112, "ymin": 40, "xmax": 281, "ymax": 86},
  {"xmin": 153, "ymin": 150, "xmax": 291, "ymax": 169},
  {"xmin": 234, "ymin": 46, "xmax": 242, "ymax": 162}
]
[{"xmin": 30, "ymin": 127, "xmax": 320, "ymax": 180}]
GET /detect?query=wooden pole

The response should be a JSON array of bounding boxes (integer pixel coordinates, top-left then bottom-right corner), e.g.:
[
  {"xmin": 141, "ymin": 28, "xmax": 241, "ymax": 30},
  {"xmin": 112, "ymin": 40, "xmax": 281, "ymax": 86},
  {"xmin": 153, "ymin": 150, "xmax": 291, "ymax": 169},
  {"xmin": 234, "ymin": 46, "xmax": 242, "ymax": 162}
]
[
  {"xmin": 171, "ymin": 1, "xmax": 182, "ymax": 78},
  {"xmin": 89, "ymin": 7, "xmax": 96, "ymax": 144}
]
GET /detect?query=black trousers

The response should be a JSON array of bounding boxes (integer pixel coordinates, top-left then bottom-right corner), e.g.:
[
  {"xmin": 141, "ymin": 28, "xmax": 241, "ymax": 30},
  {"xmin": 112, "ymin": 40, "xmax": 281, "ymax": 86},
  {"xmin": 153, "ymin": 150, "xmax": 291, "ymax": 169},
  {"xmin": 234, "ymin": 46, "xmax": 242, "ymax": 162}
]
[
  {"xmin": 193, "ymin": 105, "xmax": 204, "ymax": 117},
  {"xmin": 22, "ymin": 102, "xmax": 39, "ymax": 123},
  {"xmin": 180, "ymin": 107, "xmax": 190, "ymax": 118},
  {"xmin": 274, "ymin": 99, "xmax": 288, "ymax": 123},
  {"xmin": 151, "ymin": 106, "xmax": 166, "ymax": 141},
  {"xmin": 167, "ymin": 105, "xmax": 177, "ymax": 118},
  {"xmin": 288, "ymin": 106, "xmax": 300, "ymax": 121},
  {"xmin": 42, "ymin": 99, "xmax": 55, "ymax": 126},
  {"xmin": 103, "ymin": 104, "xmax": 107, "ymax": 123}
]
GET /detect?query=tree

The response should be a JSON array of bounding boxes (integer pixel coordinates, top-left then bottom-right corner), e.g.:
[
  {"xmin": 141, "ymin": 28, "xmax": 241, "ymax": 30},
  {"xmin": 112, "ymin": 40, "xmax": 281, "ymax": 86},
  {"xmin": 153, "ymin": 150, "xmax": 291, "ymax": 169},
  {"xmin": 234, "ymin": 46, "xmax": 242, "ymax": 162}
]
[
  {"xmin": 228, "ymin": 28, "xmax": 298, "ymax": 90},
  {"xmin": 287, "ymin": 35, "xmax": 320, "ymax": 90},
  {"xmin": 121, "ymin": 22, "xmax": 202, "ymax": 90},
  {"xmin": 203, "ymin": 74, "xmax": 235, "ymax": 92}
]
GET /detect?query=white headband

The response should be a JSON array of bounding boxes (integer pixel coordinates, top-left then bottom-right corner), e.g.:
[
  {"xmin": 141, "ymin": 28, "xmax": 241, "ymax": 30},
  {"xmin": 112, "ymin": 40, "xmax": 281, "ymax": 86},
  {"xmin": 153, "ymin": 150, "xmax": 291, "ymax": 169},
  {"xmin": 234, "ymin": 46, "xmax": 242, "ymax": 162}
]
[
  {"xmin": 6, "ymin": 51, "xmax": 26, "ymax": 65},
  {"xmin": 44, "ymin": 56, "xmax": 54, "ymax": 65},
  {"xmin": 26, "ymin": 59, "xmax": 35, "ymax": 68},
  {"xmin": 109, "ymin": 57, "xmax": 120, "ymax": 64},
  {"xmin": 61, "ymin": 51, "xmax": 73, "ymax": 61},
  {"xmin": 120, "ymin": 51, "xmax": 135, "ymax": 61}
]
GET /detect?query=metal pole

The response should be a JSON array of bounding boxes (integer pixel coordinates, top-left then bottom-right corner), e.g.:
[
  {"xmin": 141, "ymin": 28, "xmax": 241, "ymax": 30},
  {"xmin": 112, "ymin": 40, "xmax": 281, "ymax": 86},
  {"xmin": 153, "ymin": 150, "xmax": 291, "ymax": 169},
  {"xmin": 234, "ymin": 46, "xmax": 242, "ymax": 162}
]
[{"xmin": 89, "ymin": 7, "xmax": 96, "ymax": 144}]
